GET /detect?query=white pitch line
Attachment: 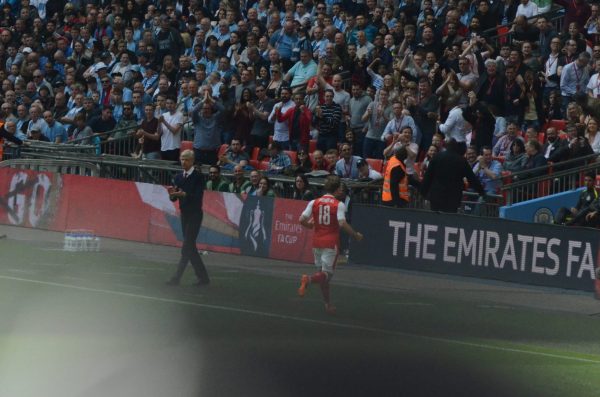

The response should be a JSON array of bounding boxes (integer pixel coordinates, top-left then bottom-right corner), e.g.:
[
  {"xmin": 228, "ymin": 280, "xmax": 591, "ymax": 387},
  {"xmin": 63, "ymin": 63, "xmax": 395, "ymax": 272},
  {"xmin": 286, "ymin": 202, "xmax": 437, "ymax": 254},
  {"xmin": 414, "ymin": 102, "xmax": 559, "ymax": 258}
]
[
  {"xmin": 97, "ymin": 272, "xmax": 147, "ymax": 278},
  {"xmin": 0, "ymin": 273, "xmax": 599, "ymax": 365},
  {"xmin": 6, "ymin": 269, "xmax": 37, "ymax": 275}
]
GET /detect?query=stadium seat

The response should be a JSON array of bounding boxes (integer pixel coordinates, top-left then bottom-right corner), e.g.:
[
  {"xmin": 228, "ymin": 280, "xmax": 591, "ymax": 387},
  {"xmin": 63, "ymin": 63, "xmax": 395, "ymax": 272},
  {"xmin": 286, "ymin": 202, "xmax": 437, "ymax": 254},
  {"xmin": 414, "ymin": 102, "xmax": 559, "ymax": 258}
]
[
  {"xmin": 497, "ymin": 25, "xmax": 510, "ymax": 45},
  {"xmin": 309, "ymin": 139, "xmax": 317, "ymax": 153},
  {"xmin": 249, "ymin": 159, "xmax": 259, "ymax": 169},
  {"xmin": 548, "ymin": 119, "xmax": 567, "ymax": 132},
  {"xmin": 180, "ymin": 141, "xmax": 194, "ymax": 152},
  {"xmin": 537, "ymin": 132, "xmax": 545, "ymax": 144},
  {"xmin": 285, "ymin": 150, "xmax": 298, "ymax": 164},
  {"xmin": 366, "ymin": 158, "xmax": 383, "ymax": 173},
  {"xmin": 217, "ymin": 144, "xmax": 229, "ymax": 157},
  {"xmin": 258, "ymin": 160, "xmax": 270, "ymax": 170},
  {"xmin": 251, "ymin": 147, "xmax": 260, "ymax": 161}
]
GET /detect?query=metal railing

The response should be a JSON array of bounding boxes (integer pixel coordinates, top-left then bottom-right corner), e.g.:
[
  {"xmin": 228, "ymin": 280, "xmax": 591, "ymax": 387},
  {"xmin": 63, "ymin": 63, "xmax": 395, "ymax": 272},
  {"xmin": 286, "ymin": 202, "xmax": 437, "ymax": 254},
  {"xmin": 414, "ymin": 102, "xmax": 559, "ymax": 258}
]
[
  {"xmin": 483, "ymin": 4, "xmax": 565, "ymax": 50},
  {"xmin": 500, "ymin": 153, "xmax": 600, "ymax": 205},
  {"xmin": 0, "ymin": 158, "xmax": 100, "ymax": 176}
]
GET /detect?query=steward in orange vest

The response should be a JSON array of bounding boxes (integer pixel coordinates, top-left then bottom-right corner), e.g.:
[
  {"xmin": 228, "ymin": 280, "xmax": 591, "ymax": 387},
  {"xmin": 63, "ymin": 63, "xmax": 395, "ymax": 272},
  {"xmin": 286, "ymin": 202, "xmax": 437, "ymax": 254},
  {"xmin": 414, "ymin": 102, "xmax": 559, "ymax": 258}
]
[{"xmin": 382, "ymin": 146, "xmax": 409, "ymax": 207}]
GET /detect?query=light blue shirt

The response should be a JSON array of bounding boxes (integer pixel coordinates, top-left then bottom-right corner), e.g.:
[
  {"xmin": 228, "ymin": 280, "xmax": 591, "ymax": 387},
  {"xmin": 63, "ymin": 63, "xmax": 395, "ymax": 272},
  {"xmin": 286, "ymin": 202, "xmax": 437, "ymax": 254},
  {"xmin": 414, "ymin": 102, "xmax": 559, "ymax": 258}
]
[
  {"xmin": 560, "ymin": 61, "xmax": 590, "ymax": 97},
  {"xmin": 381, "ymin": 115, "xmax": 421, "ymax": 147},
  {"xmin": 287, "ymin": 59, "xmax": 317, "ymax": 87},
  {"xmin": 43, "ymin": 121, "xmax": 68, "ymax": 143},
  {"xmin": 473, "ymin": 159, "xmax": 502, "ymax": 194},
  {"xmin": 270, "ymin": 30, "xmax": 299, "ymax": 60}
]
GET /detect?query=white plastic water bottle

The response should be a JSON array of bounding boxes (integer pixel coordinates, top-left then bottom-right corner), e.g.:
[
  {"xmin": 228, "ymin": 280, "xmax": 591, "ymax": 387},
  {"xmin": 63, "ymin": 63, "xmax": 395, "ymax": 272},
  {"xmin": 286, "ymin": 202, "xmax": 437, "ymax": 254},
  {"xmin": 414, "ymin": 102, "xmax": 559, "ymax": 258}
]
[
  {"xmin": 93, "ymin": 236, "xmax": 101, "ymax": 252},
  {"xmin": 64, "ymin": 232, "xmax": 74, "ymax": 251},
  {"xmin": 74, "ymin": 232, "xmax": 83, "ymax": 252}
]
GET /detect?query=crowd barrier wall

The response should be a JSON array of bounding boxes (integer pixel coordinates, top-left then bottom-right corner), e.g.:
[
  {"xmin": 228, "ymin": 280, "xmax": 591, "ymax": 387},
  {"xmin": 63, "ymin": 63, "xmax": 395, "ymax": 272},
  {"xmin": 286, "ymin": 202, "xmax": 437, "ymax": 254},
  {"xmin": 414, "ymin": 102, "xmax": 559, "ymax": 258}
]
[
  {"xmin": 349, "ymin": 205, "xmax": 598, "ymax": 292},
  {"xmin": 5, "ymin": 168, "xmax": 596, "ymax": 291},
  {"xmin": 0, "ymin": 168, "xmax": 315, "ymax": 264},
  {"xmin": 499, "ymin": 189, "xmax": 582, "ymax": 224}
]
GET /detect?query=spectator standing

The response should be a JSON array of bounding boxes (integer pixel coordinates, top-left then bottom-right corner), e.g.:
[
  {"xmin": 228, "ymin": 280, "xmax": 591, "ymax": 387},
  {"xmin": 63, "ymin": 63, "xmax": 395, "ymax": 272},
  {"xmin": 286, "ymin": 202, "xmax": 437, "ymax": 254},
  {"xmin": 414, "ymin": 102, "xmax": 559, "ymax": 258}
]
[
  {"xmin": 275, "ymin": 92, "xmax": 312, "ymax": 152},
  {"xmin": 268, "ymin": 86, "xmax": 295, "ymax": 149},
  {"xmin": 315, "ymin": 89, "xmax": 343, "ymax": 152},
  {"xmin": 248, "ymin": 84, "xmax": 275, "ymax": 153},
  {"xmin": 136, "ymin": 104, "xmax": 161, "ymax": 160},
  {"xmin": 158, "ymin": 96, "xmax": 184, "ymax": 161},
  {"xmin": 362, "ymin": 89, "xmax": 392, "ymax": 159},
  {"xmin": 472, "ymin": 146, "xmax": 502, "ymax": 194},
  {"xmin": 347, "ymin": 84, "xmax": 371, "ymax": 157},
  {"xmin": 561, "ymin": 52, "xmax": 591, "ymax": 111},
  {"xmin": 191, "ymin": 92, "xmax": 224, "ymax": 166}
]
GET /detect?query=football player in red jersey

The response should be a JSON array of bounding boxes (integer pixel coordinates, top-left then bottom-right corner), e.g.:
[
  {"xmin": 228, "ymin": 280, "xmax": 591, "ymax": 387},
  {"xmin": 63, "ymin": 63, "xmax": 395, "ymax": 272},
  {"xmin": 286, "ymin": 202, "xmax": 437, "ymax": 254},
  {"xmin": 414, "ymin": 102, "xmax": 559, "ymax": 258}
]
[{"xmin": 297, "ymin": 175, "xmax": 363, "ymax": 314}]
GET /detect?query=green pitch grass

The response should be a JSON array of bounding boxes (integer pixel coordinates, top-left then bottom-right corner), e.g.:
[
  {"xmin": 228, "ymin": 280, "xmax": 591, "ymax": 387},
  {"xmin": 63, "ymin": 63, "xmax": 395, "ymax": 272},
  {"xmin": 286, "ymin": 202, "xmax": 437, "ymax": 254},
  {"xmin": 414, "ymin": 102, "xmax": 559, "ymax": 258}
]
[{"xmin": 0, "ymin": 236, "xmax": 599, "ymax": 397}]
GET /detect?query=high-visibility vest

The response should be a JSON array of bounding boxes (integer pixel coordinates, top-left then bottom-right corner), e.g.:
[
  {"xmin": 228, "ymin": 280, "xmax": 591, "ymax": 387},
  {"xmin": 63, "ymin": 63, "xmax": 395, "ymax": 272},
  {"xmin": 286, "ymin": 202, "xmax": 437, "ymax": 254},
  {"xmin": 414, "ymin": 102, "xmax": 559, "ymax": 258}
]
[
  {"xmin": 0, "ymin": 121, "xmax": 5, "ymax": 160},
  {"xmin": 382, "ymin": 156, "xmax": 409, "ymax": 203}
]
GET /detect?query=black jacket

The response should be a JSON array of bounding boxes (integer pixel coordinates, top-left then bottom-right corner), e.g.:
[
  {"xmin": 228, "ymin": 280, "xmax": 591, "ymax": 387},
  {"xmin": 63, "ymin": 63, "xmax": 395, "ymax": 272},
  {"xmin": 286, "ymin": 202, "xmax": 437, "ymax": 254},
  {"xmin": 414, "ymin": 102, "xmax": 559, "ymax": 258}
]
[
  {"xmin": 171, "ymin": 168, "xmax": 205, "ymax": 215},
  {"xmin": 421, "ymin": 149, "xmax": 484, "ymax": 212}
]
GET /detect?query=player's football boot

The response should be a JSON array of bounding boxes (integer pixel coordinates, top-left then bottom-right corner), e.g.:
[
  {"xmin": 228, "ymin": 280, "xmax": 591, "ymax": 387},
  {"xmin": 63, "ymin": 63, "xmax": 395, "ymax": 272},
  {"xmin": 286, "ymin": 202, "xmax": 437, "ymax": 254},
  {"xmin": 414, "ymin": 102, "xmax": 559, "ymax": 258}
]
[
  {"xmin": 325, "ymin": 303, "xmax": 336, "ymax": 315},
  {"xmin": 298, "ymin": 274, "xmax": 309, "ymax": 297}
]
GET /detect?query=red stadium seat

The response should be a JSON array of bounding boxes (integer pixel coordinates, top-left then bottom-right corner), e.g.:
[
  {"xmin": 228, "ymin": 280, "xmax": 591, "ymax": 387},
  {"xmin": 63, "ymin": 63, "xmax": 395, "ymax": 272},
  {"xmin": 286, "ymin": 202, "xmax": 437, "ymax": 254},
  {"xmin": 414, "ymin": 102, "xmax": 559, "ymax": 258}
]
[
  {"xmin": 366, "ymin": 158, "xmax": 383, "ymax": 173},
  {"xmin": 548, "ymin": 119, "xmax": 567, "ymax": 132},
  {"xmin": 180, "ymin": 140, "xmax": 194, "ymax": 152},
  {"xmin": 285, "ymin": 150, "xmax": 298, "ymax": 164},
  {"xmin": 309, "ymin": 139, "xmax": 317, "ymax": 153},
  {"xmin": 217, "ymin": 144, "xmax": 229, "ymax": 157},
  {"xmin": 258, "ymin": 160, "xmax": 270, "ymax": 170},
  {"xmin": 249, "ymin": 159, "xmax": 259, "ymax": 169},
  {"xmin": 537, "ymin": 132, "xmax": 545, "ymax": 144},
  {"xmin": 251, "ymin": 147, "xmax": 261, "ymax": 161},
  {"xmin": 497, "ymin": 25, "xmax": 510, "ymax": 45}
]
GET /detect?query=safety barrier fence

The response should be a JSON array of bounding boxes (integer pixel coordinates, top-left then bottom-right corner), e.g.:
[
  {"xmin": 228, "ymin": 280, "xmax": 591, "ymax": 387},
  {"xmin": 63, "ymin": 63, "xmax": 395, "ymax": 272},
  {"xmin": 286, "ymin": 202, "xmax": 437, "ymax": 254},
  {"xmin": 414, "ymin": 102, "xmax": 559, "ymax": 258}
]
[
  {"xmin": 483, "ymin": 4, "xmax": 565, "ymax": 51},
  {"xmin": 500, "ymin": 153, "xmax": 600, "ymax": 205},
  {"xmin": 3, "ymin": 150, "xmax": 504, "ymax": 213},
  {"xmin": 0, "ymin": 165, "xmax": 594, "ymax": 291}
]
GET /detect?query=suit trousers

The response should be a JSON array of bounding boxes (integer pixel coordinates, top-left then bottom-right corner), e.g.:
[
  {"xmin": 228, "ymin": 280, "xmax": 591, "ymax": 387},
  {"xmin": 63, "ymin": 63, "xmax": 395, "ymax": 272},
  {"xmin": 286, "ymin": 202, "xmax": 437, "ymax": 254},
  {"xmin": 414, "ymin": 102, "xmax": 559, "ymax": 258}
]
[{"xmin": 173, "ymin": 210, "xmax": 210, "ymax": 283}]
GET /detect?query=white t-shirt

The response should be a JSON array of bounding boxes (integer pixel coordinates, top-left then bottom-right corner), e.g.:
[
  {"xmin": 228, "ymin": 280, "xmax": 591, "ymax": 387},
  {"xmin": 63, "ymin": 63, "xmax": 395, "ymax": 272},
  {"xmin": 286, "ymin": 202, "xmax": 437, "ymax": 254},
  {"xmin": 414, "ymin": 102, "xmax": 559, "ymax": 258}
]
[
  {"xmin": 587, "ymin": 73, "xmax": 600, "ymax": 98},
  {"xmin": 160, "ymin": 111, "xmax": 184, "ymax": 151},
  {"xmin": 516, "ymin": 1, "xmax": 539, "ymax": 19}
]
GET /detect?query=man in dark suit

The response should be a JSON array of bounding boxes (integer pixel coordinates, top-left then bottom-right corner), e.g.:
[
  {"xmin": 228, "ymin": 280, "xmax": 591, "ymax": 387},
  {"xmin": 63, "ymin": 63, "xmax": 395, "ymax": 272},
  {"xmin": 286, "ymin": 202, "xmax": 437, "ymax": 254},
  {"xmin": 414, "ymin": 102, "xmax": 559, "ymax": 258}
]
[
  {"xmin": 421, "ymin": 139, "xmax": 485, "ymax": 213},
  {"xmin": 166, "ymin": 149, "xmax": 211, "ymax": 286},
  {"xmin": 542, "ymin": 127, "xmax": 568, "ymax": 162}
]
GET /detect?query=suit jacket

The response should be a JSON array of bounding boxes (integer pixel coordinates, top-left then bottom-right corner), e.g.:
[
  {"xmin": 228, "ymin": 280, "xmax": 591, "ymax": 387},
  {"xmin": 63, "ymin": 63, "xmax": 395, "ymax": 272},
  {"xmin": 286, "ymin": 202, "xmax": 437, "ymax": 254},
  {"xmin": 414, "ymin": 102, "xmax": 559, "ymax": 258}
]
[
  {"xmin": 421, "ymin": 149, "xmax": 484, "ymax": 210},
  {"xmin": 542, "ymin": 138, "xmax": 568, "ymax": 162},
  {"xmin": 171, "ymin": 168, "xmax": 204, "ymax": 215}
]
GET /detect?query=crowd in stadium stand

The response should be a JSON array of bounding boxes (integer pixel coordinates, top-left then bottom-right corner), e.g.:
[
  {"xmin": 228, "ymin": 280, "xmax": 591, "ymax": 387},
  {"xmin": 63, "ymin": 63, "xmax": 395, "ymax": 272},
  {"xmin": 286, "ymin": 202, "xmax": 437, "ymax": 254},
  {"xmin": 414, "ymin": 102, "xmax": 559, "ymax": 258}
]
[{"xmin": 0, "ymin": 0, "xmax": 598, "ymax": 200}]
